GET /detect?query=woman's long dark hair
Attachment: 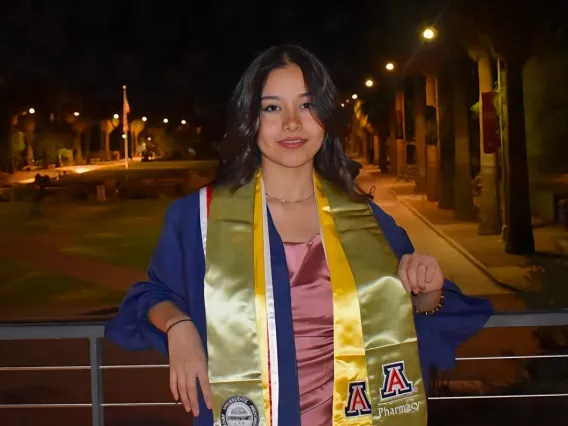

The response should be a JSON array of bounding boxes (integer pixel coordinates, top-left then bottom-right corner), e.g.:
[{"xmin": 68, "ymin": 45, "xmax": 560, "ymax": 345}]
[{"xmin": 215, "ymin": 45, "xmax": 368, "ymax": 200}]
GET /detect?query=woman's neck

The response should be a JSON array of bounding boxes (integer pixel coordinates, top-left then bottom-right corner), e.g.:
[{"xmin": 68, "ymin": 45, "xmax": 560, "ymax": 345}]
[{"xmin": 261, "ymin": 159, "xmax": 315, "ymax": 202}]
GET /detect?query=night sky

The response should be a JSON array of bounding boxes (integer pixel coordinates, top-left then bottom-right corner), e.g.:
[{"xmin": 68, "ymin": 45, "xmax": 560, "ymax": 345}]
[{"xmin": 0, "ymin": 0, "xmax": 445, "ymax": 123}]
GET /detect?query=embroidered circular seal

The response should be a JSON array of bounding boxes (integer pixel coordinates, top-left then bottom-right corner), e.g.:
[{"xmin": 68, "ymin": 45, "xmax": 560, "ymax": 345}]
[{"xmin": 220, "ymin": 396, "xmax": 259, "ymax": 426}]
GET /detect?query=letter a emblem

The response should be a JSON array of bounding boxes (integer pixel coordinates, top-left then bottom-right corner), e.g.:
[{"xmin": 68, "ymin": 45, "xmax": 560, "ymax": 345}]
[
  {"xmin": 380, "ymin": 361, "xmax": 415, "ymax": 401},
  {"xmin": 344, "ymin": 381, "xmax": 372, "ymax": 417}
]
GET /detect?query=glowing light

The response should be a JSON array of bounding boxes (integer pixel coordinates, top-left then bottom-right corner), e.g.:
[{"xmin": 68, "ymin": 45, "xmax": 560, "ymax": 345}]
[
  {"xmin": 142, "ymin": 116, "xmax": 147, "ymax": 122},
  {"xmin": 365, "ymin": 79, "xmax": 374, "ymax": 87},
  {"xmin": 113, "ymin": 114, "xmax": 119, "ymax": 119},
  {"xmin": 29, "ymin": 108, "xmax": 35, "ymax": 114},
  {"xmin": 422, "ymin": 27, "xmax": 438, "ymax": 41},
  {"xmin": 181, "ymin": 120, "xmax": 187, "ymax": 125},
  {"xmin": 74, "ymin": 112, "xmax": 80, "ymax": 117},
  {"xmin": 352, "ymin": 94, "xmax": 358, "ymax": 100},
  {"xmin": 163, "ymin": 118, "xmax": 169, "ymax": 124},
  {"xmin": 341, "ymin": 103, "xmax": 345, "ymax": 107},
  {"xmin": 385, "ymin": 62, "xmax": 395, "ymax": 71}
]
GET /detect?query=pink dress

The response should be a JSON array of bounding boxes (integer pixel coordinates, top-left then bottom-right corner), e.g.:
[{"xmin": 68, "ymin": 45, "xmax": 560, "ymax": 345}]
[{"xmin": 284, "ymin": 235, "xmax": 333, "ymax": 426}]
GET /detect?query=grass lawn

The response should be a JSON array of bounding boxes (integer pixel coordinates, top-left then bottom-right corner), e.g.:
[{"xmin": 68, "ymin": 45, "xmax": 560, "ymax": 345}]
[
  {"xmin": 0, "ymin": 258, "xmax": 125, "ymax": 312},
  {"xmin": 1, "ymin": 197, "xmax": 174, "ymax": 268}
]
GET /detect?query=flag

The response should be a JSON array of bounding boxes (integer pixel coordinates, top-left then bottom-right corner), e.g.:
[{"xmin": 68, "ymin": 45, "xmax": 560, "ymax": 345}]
[{"xmin": 122, "ymin": 85, "xmax": 130, "ymax": 133}]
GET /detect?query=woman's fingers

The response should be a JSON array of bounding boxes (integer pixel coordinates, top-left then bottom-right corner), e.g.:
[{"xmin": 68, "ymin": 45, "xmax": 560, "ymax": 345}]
[
  {"xmin": 186, "ymin": 368, "xmax": 200, "ymax": 416},
  {"xmin": 176, "ymin": 370, "xmax": 192, "ymax": 413},
  {"xmin": 198, "ymin": 367, "xmax": 213, "ymax": 410}
]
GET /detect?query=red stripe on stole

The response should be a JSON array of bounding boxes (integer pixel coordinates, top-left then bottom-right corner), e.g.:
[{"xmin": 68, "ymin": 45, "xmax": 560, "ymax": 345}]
[{"xmin": 206, "ymin": 185, "xmax": 212, "ymax": 217}]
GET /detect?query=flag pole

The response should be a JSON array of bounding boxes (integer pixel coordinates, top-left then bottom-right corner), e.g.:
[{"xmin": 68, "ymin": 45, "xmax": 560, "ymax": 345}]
[{"xmin": 122, "ymin": 85, "xmax": 129, "ymax": 169}]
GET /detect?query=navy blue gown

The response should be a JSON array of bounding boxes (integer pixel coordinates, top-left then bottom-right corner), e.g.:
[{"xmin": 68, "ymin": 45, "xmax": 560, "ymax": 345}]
[{"xmin": 105, "ymin": 190, "xmax": 493, "ymax": 426}]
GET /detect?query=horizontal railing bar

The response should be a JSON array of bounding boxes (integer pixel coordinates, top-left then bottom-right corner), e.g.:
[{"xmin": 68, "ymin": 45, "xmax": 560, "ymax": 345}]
[
  {"xmin": 102, "ymin": 364, "xmax": 168, "ymax": 369},
  {"xmin": 3, "ymin": 393, "xmax": 568, "ymax": 409},
  {"xmin": 4, "ymin": 354, "xmax": 568, "ymax": 373},
  {"xmin": 429, "ymin": 393, "xmax": 568, "ymax": 400},
  {"xmin": 0, "ymin": 404, "xmax": 93, "ymax": 408},
  {"xmin": 0, "ymin": 364, "xmax": 169, "ymax": 372},
  {"xmin": 1, "ymin": 310, "xmax": 567, "ymax": 341},
  {"xmin": 0, "ymin": 366, "xmax": 91, "ymax": 372},
  {"xmin": 484, "ymin": 311, "xmax": 568, "ymax": 328},
  {"xmin": 456, "ymin": 354, "xmax": 568, "ymax": 361},
  {"xmin": 0, "ymin": 323, "xmax": 104, "ymax": 340}
]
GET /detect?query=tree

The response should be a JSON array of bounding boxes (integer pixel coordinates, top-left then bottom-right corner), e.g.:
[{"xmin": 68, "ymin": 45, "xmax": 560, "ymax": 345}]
[
  {"xmin": 129, "ymin": 119, "xmax": 146, "ymax": 157},
  {"xmin": 18, "ymin": 113, "xmax": 36, "ymax": 166},
  {"xmin": 65, "ymin": 114, "xmax": 88, "ymax": 165},
  {"xmin": 100, "ymin": 118, "xmax": 118, "ymax": 161}
]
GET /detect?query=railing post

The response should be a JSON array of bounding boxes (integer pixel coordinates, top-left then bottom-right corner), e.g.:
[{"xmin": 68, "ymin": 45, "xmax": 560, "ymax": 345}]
[{"xmin": 89, "ymin": 337, "xmax": 104, "ymax": 426}]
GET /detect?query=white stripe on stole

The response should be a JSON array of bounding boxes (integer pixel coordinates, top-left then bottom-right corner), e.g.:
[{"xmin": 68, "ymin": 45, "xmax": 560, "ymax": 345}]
[
  {"xmin": 199, "ymin": 187, "xmax": 208, "ymax": 253},
  {"xmin": 261, "ymin": 180, "xmax": 279, "ymax": 426},
  {"xmin": 199, "ymin": 185, "xmax": 280, "ymax": 425}
]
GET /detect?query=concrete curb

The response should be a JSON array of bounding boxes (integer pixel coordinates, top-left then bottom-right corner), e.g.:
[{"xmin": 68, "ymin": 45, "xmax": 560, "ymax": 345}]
[{"xmin": 387, "ymin": 187, "xmax": 518, "ymax": 292}]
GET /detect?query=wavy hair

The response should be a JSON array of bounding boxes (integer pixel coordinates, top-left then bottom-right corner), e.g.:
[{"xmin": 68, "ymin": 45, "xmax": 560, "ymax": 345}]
[{"xmin": 214, "ymin": 45, "xmax": 368, "ymax": 200}]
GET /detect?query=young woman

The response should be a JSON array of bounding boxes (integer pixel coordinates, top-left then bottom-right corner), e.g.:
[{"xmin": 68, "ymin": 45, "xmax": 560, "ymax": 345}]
[{"xmin": 106, "ymin": 45, "xmax": 493, "ymax": 426}]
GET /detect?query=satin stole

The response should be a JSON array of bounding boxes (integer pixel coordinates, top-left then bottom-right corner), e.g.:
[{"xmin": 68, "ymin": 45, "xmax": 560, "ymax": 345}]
[{"xmin": 199, "ymin": 170, "xmax": 427, "ymax": 426}]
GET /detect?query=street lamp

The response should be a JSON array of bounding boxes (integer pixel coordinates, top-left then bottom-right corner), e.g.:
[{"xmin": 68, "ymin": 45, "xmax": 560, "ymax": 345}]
[
  {"xmin": 163, "ymin": 118, "xmax": 169, "ymax": 124},
  {"xmin": 74, "ymin": 112, "xmax": 80, "ymax": 117},
  {"xmin": 422, "ymin": 26, "xmax": 438, "ymax": 41},
  {"xmin": 365, "ymin": 79, "xmax": 374, "ymax": 88},
  {"xmin": 181, "ymin": 119, "xmax": 187, "ymax": 125},
  {"xmin": 352, "ymin": 94, "xmax": 358, "ymax": 100},
  {"xmin": 113, "ymin": 113, "xmax": 119, "ymax": 119},
  {"xmin": 28, "ymin": 108, "xmax": 35, "ymax": 114},
  {"xmin": 142, "ymin": 116, "xmax": 147, "ymax": 122},
  {"xmin": 385, "ymin": 62, "xmax": 395, "ymax": 71}
]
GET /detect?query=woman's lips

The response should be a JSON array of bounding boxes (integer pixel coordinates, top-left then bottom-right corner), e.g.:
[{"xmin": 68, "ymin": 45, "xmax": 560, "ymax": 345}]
[{"xmin": 277, "ymin": 138, "xmax": 308, "ymax": 149}]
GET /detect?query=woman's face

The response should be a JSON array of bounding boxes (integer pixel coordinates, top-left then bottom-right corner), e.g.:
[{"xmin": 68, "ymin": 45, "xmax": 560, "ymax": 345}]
[{"xmin": 257, "ymin": 64, "xmax": 325, "ymax": 170}]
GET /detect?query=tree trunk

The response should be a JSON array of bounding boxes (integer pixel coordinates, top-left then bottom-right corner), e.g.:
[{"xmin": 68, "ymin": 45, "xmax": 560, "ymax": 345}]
[
  {"xmin": 104, "ymin": 133, "xmax": 111, "ymax": 161},
  {"xmin": 84, "ymin": 129, "xmax": 91, "ymax": 161},
  {"xmin": 414, "ymin": 75, "xmax": 427, "ymax": 192},
  {"xmin": 452, "ymin": 66, "xmax": 477, "ymax": 220},
  {"xmin": 477, "ymin": 52, "xmax": 502, "ymax": 235},
  {"xmin": 75, "ymin": 132, "xmax": 84, "ymax": 165},
  {"xmin": 503, "ymin": 59, "xmax": 535, "ymax": 254},
  {"xmin": 425, "ymin": 74, "xmax": 439, "ymax": 201},
  {"xmin": 437, "ymin": 70, "xmax": 455, "ymax": 209},
  {"xmin": 26, "ymin": 133, "xmax": 34, "ymax": 166}
]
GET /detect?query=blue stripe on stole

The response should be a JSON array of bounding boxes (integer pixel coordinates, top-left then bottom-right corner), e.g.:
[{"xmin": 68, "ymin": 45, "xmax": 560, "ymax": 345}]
[
  {"xmin": 267, "ymin": 210, "xmax": 302, "ymax": 426},
  {"xmin": 190, "ymin": 197, "xmax": 214, "ymax": 426}
]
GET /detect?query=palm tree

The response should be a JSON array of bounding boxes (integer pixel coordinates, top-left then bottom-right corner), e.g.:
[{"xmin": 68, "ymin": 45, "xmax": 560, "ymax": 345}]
[
  {"xmin": 100, "ymin": 118, "xmax": 118, "ymax": 161},
  {"xmin": 65, "ymin": 113, "xmax": 87, "ymax": 165},
  {"xmin": 129, "ymin": 119, "xmax": 146, "ymax": 157},
  {"xmin": 19, "ymin": 113, "xmax": 35, "ymax": 166}
]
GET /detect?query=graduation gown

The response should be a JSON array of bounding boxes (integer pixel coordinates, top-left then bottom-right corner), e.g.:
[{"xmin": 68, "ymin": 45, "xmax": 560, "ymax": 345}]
[{"xmin": 105, "ymin": 190, "xmax": 494, "ymax": 426}]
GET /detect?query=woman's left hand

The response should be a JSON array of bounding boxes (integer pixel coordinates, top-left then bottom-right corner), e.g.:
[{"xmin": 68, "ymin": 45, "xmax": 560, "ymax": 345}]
[{"xmin": 398, "ymin": 253, "xmax": 444, "ymax": 295}]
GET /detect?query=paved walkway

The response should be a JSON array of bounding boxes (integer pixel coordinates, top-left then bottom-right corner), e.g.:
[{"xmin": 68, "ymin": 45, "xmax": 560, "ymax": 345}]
[{"xmin": 357, "ymin": 170, "xmax": 511, "ymax": 297}]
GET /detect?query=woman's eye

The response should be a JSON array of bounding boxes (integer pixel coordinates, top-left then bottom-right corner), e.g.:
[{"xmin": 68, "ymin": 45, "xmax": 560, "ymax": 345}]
[
  {"xmin": 300, "ymin": 102, "xmax": 313, "ymax": 109},
  {"xmin": 262, "ymin": 105, "xmax": 280, "ymax": 112}
]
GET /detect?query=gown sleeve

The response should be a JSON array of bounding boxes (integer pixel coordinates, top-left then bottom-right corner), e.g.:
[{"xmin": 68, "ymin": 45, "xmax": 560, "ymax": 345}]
[
  {"xmin": 104, "ymin": 197, "xmax": 190, "ymax": 357},
  {"xmin": 369, "ymin": 202, "xmax": 494, "ymax": 371}
]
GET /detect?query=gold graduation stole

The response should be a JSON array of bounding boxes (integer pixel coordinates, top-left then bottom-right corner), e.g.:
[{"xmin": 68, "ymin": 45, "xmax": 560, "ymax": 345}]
[{"xmin": 199, "ymin": 170, "xmax": 427, "ymax": 426}]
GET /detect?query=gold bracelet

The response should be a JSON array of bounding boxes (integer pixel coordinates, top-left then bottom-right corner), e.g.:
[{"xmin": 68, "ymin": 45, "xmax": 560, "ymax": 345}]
[{"xmin": 413, "ymin": 293, "xmax": 445, "ymax": 316}]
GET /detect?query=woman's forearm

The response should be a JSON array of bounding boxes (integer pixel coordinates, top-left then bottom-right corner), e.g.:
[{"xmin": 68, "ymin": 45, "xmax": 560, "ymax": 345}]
[{"xmin": 148, "ymin": 300, "xmax": 189, "ymax": 333}]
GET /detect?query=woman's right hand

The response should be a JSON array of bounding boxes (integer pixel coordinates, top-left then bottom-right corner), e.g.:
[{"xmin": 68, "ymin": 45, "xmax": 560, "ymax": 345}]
[{"xmin": 167, "ymin": 318, "xmax": 213, "ymax": 416}]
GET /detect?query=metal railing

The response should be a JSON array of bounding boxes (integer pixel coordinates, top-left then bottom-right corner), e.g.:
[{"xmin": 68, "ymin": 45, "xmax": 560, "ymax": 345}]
[{"xmin": 1, "ymin": 310, "xmax": 568, "ymax": 426}]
